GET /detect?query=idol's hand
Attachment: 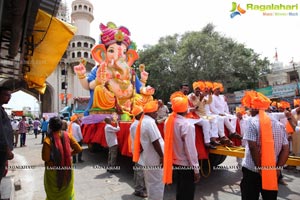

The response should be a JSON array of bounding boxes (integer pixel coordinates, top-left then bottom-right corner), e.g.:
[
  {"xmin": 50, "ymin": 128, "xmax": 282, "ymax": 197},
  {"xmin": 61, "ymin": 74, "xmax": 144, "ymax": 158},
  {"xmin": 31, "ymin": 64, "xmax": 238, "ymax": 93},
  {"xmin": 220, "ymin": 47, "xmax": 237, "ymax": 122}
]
[
  {"xmin": 139, "ymin": 64, "xmax": 149, "ymax": 82},
  {"xmin": 96, "ymin": 62, "xmax": 108, "ymax": 84},
  {"xmin": 74, "ymin": 63, "xmax": 86, "ymax": 76},
  {"xmin": 140, "ymin": 86, "xmax": 155, "ymax": 95}
]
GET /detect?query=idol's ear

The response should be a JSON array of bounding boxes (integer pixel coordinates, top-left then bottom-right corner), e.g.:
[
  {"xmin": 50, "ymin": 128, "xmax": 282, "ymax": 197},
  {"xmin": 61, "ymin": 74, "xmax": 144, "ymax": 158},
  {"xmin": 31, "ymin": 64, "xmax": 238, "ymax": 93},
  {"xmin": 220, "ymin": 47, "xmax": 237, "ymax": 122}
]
[
  {"xmin": 91, "ymin": 44, "xmax": 107, "ymax": 63},
  {"xmin": 126, "ymin": 49, "xmax": 139, "ymax": 67}
]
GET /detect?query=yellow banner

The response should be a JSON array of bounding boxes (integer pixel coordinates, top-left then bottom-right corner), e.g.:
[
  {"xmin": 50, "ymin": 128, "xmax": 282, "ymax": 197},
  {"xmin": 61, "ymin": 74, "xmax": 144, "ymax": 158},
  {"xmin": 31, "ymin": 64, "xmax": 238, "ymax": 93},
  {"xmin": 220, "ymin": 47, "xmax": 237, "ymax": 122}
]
[{"xmin": 25, "ymin": 9, "xmax": 77, "ymax": 94}]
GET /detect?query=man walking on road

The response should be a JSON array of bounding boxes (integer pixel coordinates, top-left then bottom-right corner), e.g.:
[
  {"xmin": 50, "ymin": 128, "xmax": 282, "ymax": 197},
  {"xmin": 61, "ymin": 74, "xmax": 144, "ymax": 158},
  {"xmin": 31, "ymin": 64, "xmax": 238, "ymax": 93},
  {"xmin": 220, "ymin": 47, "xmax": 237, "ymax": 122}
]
[
  {"xmin": 33, "ymin": 117, "xmax": 41, "ymax": 138},
  {"xmin": 41, "ymin": 117, "xmax": 48, "ymax": 144},
  {"xmin": 18, "ymin": 116, "xmax": 27, "ymax": 147},
  {"xmin": 69, "ymin": 115, "xmax": 84, "ymax": 163},
  {"xmin": 11, "ymin": 118, "xmax": 19, "ymax": 147}
]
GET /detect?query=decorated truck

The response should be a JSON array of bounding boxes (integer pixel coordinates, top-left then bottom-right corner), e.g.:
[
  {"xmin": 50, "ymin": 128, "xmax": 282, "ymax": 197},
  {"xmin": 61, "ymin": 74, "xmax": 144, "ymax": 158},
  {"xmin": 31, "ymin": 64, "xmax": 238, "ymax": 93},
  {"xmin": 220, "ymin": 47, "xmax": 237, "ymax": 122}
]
[
  {"xmin": 72, "ymin": 96, "xmax": 90, "ymax": 117},
  {"xmin": 59, "ymin": 96, "xmax": 90, "ymax": 120},
  {"xmin": 71, "ymin": 22, "xmax": 238, "ymax": 173},
  {"xmin": 73, "ymin": 22, "xmax": 300, "ymax": 174}
]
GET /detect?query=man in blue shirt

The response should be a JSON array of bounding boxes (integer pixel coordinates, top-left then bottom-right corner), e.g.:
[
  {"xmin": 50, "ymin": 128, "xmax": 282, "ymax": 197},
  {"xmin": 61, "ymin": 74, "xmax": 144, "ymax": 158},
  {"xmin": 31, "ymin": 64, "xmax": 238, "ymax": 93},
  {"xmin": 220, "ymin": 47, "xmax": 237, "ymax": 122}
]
[{"xmin": 41, "ymin": 117, "xmax": 49, "ymax": 144}]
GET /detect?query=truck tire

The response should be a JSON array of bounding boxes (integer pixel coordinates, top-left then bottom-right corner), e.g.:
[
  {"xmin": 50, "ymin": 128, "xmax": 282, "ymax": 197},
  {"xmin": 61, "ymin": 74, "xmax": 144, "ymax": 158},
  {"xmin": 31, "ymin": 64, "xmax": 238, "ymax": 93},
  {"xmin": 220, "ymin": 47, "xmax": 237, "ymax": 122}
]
[
  {"xmin": 209, "ymin": 153, "xmax": 227, "ymax": 167},
  {"xmin": 88, "ymin": 143, "xmax": 105, "ymax": 153},
  {"xmin": 200, "ymin": 154, "xmax": 227, "ymax": 172}
]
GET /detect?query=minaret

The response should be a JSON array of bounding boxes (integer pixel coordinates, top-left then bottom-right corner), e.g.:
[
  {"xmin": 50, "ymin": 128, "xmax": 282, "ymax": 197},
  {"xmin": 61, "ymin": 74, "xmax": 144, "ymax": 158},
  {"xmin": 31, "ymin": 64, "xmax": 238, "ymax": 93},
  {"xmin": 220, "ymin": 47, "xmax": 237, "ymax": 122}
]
[
  {"xmin": 71, "ymin": 0, "xmax": 94, "ymax": 36},
  {"xmin": 67, "ymin": 0, "xmax": 95, "ymax": 105},
  {"xmin": 56, "ymin": 1, "xmax": 70, "ymax": 22},
  {"xmin": 68, "ymin": 0, "xmax": 95, "ymax": 71},
  {"xmin": 48, "ymin": 0, "xmax": 96, "ymax": 113}
]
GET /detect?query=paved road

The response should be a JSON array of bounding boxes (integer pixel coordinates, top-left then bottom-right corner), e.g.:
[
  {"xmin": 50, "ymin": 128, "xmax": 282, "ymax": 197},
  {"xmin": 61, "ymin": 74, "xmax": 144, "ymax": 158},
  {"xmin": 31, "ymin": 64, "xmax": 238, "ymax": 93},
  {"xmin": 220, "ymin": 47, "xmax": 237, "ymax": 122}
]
[{"xmin": 5, "ymin": 133, "xmax": 300, "ymax": 200}]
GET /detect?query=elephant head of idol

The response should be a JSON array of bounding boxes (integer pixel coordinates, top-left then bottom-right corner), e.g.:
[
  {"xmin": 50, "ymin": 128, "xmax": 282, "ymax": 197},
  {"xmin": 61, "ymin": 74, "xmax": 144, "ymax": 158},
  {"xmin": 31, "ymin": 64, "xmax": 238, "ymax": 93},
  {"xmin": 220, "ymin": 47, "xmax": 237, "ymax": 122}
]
[{"xmin": 91, "ymin": 22, "xmax": 138, "ymax": 81}]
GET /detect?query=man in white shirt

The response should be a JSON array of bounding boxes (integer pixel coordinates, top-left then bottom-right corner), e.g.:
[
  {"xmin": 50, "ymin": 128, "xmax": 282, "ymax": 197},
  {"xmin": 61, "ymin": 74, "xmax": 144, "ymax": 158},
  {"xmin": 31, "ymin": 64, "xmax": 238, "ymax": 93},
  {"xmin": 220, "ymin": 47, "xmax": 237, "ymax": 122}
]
[
  {"xmin": 11, "ymin": 119, "xmax": 19, "ymax": 147},
  {"xmin": 104, "ymin": 116, "xmax": 120, "ymax": 173},
  {"xmin": 285, "ymin": 108, "xmax": 300, "ymax": 170},
  {"xmin": 188, "ymin": 83, "xmax": 216, "ymax": 149},
  {"xmin": 210, "ymin": 82, "xmax": 242, "ymax": 140},
  {"xmin": 130, "ymin": 105, "xmax": 147, "ymax": 198},
  {"xmin": 133, "ymin": 100, "xmax": 164, "ymax": 200},
  {"xmin": 156, "ymin": 99, "xmax": 169, "ymax": 123},
  {"xmin": 201, "ymin": 84, "xmax": 228, "ymax": 145},
  {"xmin": 292, "ymin": 107, "xmax": 300, "ymax": 160},
  {"xmin": 163, "ymin": 95, "xmax": 200, "ymax": 200},
  {"xmin": 236, "ymin": 108, "xmax": 250, "ymax": 166},
  {"xmin": 267, "ymin": 103, "xmax": 297, "ymax": 185},
  {"xmin": 69, "ymin": 115, "xmax": 84, "ymax": 163},
  {"xmin": 285, "ymin": 108, "xmax": 300, "ymax": 172}
]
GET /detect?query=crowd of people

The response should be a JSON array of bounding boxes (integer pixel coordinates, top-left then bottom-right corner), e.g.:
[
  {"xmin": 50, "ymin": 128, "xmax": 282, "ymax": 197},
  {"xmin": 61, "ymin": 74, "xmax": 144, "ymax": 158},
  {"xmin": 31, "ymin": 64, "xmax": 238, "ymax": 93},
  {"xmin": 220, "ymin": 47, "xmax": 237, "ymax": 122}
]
[
  {"xmin": 0, "ymin": 86, "xmax": 85, "ymax": 200},
  {"xmin": 97, "ymin": 80, "xmax": 295, "ymax": 200},
  {"xmin": 1, "ymin": 77, "xmax": 300, "ymax": 200}
]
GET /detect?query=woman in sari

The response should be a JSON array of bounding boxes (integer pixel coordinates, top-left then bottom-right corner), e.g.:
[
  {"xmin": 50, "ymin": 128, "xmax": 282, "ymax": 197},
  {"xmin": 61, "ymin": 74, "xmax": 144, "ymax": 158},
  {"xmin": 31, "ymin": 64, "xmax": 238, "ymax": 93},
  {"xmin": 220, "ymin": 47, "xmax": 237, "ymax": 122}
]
[{"xmin": 42, "ymin": 116, "xmax": 82, "ymax": 200}]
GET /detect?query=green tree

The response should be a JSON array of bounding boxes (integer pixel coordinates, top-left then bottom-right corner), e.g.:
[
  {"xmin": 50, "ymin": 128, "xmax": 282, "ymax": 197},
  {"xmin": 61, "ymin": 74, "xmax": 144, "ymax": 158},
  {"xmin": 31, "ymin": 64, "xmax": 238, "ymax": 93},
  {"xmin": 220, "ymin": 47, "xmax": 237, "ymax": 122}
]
[
  {"xmin": 137, "ymin": 23, "xmax": 270, "ymax": 102},
  {"xmin": 24, "ymin": 112, "xmax": 34, "ymax": 119},
  {"xmin": 137, "ymin": 35, "xmax": 181, "ymax": 103}
]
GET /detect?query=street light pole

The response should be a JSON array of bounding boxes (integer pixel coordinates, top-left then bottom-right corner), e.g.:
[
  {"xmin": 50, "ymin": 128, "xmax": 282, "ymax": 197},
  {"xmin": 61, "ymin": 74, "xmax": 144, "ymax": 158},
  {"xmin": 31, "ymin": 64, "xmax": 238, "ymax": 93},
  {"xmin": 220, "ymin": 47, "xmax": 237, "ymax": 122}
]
[
  {"xmin": 38, "ymin": 93, "xmax": 42, "ymax": 119},
  {"xmin": 64, "ymin": 64, "xmax": 68, "ymax": 106}
]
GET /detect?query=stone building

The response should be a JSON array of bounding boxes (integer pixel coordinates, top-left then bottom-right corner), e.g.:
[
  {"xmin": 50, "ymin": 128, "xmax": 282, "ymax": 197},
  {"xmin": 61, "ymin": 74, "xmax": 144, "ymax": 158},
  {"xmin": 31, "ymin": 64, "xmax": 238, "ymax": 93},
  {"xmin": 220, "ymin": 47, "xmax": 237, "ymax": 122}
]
[
  {"xmin": 47, "ymin": 0, "xmax": 95, "ymax": 113},
  {"xmin": 267, "ymin": 61, "xmax": 300, "ymax": 87}
]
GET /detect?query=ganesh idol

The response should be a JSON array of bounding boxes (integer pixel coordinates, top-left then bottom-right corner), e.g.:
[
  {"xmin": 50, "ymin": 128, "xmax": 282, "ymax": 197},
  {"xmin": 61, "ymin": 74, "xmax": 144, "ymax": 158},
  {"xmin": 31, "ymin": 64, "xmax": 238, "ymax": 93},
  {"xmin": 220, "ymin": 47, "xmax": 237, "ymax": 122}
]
[{"xmin": 73, "ymin": 22, "xmax": 155, "ymax": 117}]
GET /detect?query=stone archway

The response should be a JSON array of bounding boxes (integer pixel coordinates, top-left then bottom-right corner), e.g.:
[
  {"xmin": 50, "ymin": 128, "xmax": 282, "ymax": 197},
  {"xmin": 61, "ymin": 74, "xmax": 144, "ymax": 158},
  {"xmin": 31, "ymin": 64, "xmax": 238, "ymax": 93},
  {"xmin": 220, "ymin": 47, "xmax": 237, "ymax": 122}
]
[
  {"xmin": 41, "ymin": 83, "xmax": 54, "ymax": 113},
  {"xmin": 0, "ymin": 78, "xmax": 54, "ymax": 115}
]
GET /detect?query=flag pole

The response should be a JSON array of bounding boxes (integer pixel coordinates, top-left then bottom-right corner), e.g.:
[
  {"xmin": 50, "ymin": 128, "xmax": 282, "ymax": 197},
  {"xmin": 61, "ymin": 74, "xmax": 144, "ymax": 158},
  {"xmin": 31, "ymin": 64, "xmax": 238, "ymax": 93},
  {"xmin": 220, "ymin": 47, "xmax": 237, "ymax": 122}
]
[{"xmin": 274, "ymin": 48, "xmax": 278, "ymax": 62}]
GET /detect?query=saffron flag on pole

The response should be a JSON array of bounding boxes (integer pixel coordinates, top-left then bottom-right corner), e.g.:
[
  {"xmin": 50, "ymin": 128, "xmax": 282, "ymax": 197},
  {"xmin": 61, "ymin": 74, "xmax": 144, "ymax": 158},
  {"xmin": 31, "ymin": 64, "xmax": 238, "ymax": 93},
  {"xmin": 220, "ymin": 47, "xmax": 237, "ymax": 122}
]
[{"xmin": 274, "ymin": 48, "xmax": 278, "ymax": 61}]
